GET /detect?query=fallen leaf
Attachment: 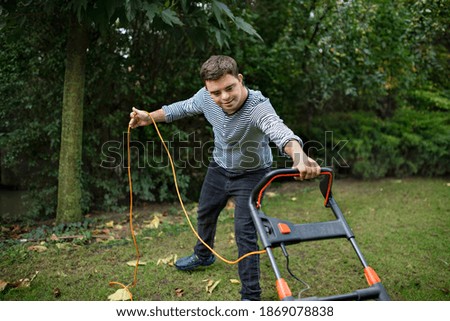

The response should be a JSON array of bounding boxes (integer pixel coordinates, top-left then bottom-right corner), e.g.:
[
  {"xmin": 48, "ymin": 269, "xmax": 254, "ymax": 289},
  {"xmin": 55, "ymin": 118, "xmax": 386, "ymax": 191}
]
[
  {"xmin": 203, "ymin": 278, "xmax": 221, "ymax": 294},
  {"xmin": 28, "ymin": 245, "xmax": 47, "ymax": 252},
  {"xmin": 105, "ymin": 220, "xmax": 115, "ymax": 228},
  {"xmin": 143, "ymin": 215, "xmax": 161, "ymax": 229},
  {"xmin": 157, "ymin": 254, "xmax": 177, "ymax": 266},
  {"xmin": 229, "ymin": 279, "xmax": 240, "ymax": 284},
  {"xmin": 53, "ymin": 287, "xmax": 61, "ymax": 298},
  {"xmin": 96, "ymin": 235, "xmax": 115, "ymax": 242},
  {"xmin": 126, "ymin": 260, "xmax": 147, "ymax": 267},
  {"xmin": 99, "ymin": 228, "xmax": 111, "ymax": 235},
  {"xmin": 11, "ymin": 271, "xmax": 39, "ymax": 289},
  {"xmin": 226, "ymin": 199, "xmax": 235, "ymax": 209},
  {"xmin": 208, "ymin": 280, "xmax": 221, "ymax": 294},
  {"xmin": 55, "ymin": 243, "xmax": 71, "ymax": 250},
  {"xmin": 108, "ymin": 288, "xmax": 131, "ymax": 301},
  {"xmin": 57, "ymin": 271, "xmax": 68, "ymax": 278},
  {"xmin": 266, "ymin": 192, "xmax": 278, "ymax": 198},
  {"xmin": 228, "ymin": 232, "xmax": 235, "ymax": 245},
  {"xmin": 0, "ymin": 280, "xmax": 9, "ymax": 292},
  {"xmin": 50, "ymin": 234, "xmax": 59, "ymax": 241},
  {"xmin": 175, "ymin": 288, "xmax": 184, "ymax": 297}
]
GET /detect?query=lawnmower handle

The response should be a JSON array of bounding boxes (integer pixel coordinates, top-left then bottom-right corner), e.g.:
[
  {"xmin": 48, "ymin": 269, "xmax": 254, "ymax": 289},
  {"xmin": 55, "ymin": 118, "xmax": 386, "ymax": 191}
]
[{"xmin": 250, "ymin": 167, "xmax": 333, "ymax": 209}]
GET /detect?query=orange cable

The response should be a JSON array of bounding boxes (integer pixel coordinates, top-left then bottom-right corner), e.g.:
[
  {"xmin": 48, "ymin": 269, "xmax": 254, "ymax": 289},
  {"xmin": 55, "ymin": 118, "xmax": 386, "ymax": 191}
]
[
  {"xmin": 147, "ymin": 112, "xmax": 267, "ymax": 264},
  {"xmin": 108, "ymin": 126, "xmax": 140, "ymax": 301}
]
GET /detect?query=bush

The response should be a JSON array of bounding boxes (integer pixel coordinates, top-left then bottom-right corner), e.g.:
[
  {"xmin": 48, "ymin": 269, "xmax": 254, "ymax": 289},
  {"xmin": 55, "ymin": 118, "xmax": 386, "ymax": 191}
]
[
  {"xmin": 308, "ymin": 108, "xmax": 450, "ymax": 178},
  {"xmin": 408, "ymin": 90, "xmax": 450, "ymax": 111}
]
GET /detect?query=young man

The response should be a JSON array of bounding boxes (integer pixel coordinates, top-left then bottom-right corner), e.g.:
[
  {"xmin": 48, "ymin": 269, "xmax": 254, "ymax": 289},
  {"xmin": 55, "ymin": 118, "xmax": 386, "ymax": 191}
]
[{"xmin": 129, "ymin": 55, "xmax": 320, "ymax": 300}]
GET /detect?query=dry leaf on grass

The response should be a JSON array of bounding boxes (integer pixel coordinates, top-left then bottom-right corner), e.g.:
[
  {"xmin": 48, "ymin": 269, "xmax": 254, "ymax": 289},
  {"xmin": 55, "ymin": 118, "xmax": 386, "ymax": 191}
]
[
  {"xmin": 15, "ymin": 271, "xmax": 39, "ymax": 288},
  {"xmin": 95, "ymin": 235, "xmax": 115, "ymax": 243},
  {"xmin": 266, "ymin": 192, "xmax": 278, "ymax": 198},
  {"xmin": 0, "ymin": 271, "xmax": 39, "ymax": 293},
  {"xmin": 113, "ymin": 224, "xmax": 124, "ymax": 230},
  {"xmin": 0, "ymin": 280, "xmax": 9, "ymax": 292},
  {"xmin": 157, "ymin": 254, "xmax": 177, "ymax": 266},
  {"xmin": 56, "ymin": 271, "xmax": 68, "ymax": 278},
  {"xmin": 28, "ymin": 245, "xmax": 48, "ymax": 252},
  {"xmin": 229, "ymin": 279, "xmax": 240, "ymax": 284},
  {"xmin": 105, "ymin": 220, "xmax": 115, "ymax": 228},
  {"xmin": 53, "ymin": 287, "xmax": 61, "ymax": 298},
  {"xmin": 143, "ymin": 215, "xmax": 161, "ymax": 229},
  {"xmin": 174, "ymin": 288, "xmax": 184, "ymax": 297},
  {"xmin": 203, "ymin": 279, "xmax": 221, "ymax": 294},
  {"xmin": 55, "ymin": 243, "xmax": 71, "ymax": 250},
  {"xmin": 126, "ymin": 260, "xmax": 147, "ymax": 267},
  {"xmin": 225, "ymin": 199, "xmax": 235, "ymax": 210},
  {"xmin": 228, "ymin": 232, "xmax": 235, "ymax": 245},
  {"xmin": 108, "ymin": 288, "xmax": 131, "ymax": 301}
]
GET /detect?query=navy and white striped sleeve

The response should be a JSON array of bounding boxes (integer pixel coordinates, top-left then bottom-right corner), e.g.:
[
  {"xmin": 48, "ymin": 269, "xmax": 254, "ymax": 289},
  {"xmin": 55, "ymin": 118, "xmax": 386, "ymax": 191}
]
[
  {"xmin": 252, "ymin": 99, "xmax": 303, "ymax": 153},
  {"xmin": 162, "ymin": 88, "xmax": 205, "ymax": 123}
]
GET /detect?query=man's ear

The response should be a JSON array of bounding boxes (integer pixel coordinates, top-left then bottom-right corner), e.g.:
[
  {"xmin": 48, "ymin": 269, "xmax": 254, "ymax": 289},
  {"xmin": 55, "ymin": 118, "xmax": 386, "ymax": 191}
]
[{"xmin": 238, "ymin": 73, "xmax": 244, "ymax": 83}]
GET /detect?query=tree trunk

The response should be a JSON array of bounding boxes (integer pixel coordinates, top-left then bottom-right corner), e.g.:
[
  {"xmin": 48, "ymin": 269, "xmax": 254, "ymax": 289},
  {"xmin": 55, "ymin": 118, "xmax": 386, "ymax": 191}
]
[{"xmin": 56, "ymin": 16, "xmax": 88, "ymax": 224}]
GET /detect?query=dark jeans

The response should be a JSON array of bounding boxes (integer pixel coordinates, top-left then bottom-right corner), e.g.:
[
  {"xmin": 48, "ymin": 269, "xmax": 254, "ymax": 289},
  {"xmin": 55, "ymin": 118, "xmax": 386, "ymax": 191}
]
[{"xmin": 194, "ymin": 162, "xmax": 270, "ymax": 301}]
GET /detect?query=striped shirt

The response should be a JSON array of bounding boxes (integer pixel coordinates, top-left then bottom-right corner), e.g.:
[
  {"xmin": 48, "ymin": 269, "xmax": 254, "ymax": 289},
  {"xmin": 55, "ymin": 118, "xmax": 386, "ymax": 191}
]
[{"xmin": 162, "ymin": 87, "xmax": 302, "ymax": 171}]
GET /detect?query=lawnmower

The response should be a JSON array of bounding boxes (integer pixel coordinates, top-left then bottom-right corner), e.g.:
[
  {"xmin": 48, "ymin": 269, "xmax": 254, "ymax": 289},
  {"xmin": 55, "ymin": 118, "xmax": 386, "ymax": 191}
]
[{"xmin": 249, "ymin": 167, "xmax": 390, "ymax": 301}]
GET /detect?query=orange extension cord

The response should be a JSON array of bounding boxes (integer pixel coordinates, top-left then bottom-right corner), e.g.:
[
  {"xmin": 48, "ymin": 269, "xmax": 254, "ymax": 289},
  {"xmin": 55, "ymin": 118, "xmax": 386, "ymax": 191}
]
[
  {"xmin": 109, "ymin": 115, "xmax": 266, "ymax": 300},
  {"xmin": 108, "ymin": 126, "xmax": 141, "ymax": 301}
]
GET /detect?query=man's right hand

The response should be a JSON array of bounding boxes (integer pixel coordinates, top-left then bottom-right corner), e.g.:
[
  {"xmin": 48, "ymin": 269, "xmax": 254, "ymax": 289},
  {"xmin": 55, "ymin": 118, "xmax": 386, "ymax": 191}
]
[{"xmin": 129, "ymin": 107, "xmax": 150, "ymax": 129}]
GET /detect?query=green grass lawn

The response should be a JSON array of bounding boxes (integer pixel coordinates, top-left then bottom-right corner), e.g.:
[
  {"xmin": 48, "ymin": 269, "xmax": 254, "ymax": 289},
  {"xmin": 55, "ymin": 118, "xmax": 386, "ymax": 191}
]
[{"xmin": 1, "ymin": 177, "xmax": 449, "ymax": 301}]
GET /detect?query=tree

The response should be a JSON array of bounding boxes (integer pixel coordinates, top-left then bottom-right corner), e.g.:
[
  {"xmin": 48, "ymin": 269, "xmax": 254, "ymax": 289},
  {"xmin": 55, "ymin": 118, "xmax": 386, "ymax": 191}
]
[
  {"xmin": 1, "ymin": 0, "xmax": 261, "ymax": 223},
  {"xmin": 56, "ymin": 15, "xmax": 89, "ymax": 223}
]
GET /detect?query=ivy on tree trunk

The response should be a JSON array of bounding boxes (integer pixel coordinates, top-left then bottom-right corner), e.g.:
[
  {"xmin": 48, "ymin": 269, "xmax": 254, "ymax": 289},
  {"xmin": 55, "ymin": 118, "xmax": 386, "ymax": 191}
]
[{"xmin": 56, "ymin": 15, "xmax": 88, "ymax": 223}]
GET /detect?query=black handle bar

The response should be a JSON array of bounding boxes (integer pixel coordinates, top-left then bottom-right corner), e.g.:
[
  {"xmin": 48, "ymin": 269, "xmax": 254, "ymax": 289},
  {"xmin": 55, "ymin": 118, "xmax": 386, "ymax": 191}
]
[{"xmin": 250, "ymin": 167, "xmax": 334, "ymax": 209}]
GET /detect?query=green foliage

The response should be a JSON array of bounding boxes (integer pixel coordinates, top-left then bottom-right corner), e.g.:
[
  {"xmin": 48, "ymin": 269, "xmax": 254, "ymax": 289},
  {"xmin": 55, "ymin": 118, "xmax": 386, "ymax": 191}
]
[
  {"xmin": 226, "ymin": 0, "xmax": 448, "ymax": 128},
  {"xmin": 21, "ymin": 219, "xmax": 93, "ymax": 243},
  {"xmin": 0, "ymin": 13, "xmax": 66, "ymax": 218},
  {"xmin": 409, "ymin": 89, "xmax": 450, "ymax": 111},
  {"xmin": 308, "ymin": 108, "xmax": 450, "ymax": 178}
]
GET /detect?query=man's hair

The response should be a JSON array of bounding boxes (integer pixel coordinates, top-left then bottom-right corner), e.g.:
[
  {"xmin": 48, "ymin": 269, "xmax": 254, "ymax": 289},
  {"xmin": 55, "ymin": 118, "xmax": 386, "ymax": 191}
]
[{"xmin": 200, "ymin": 55, "xmax": 239, "ymax": 82}]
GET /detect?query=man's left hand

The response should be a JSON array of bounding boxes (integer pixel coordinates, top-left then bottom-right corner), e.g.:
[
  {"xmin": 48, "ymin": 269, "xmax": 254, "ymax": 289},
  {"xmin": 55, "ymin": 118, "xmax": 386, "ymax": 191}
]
[{"xmin": 293, "ymin": 156, "xmax": 321, "ymax": 181}]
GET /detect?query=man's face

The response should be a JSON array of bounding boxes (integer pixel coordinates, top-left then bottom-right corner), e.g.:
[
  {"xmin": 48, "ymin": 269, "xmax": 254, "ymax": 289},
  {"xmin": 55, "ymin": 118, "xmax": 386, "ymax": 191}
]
[{"xmin": 205, "ymin": 73, "xmax": 247, "ymax": 114}]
